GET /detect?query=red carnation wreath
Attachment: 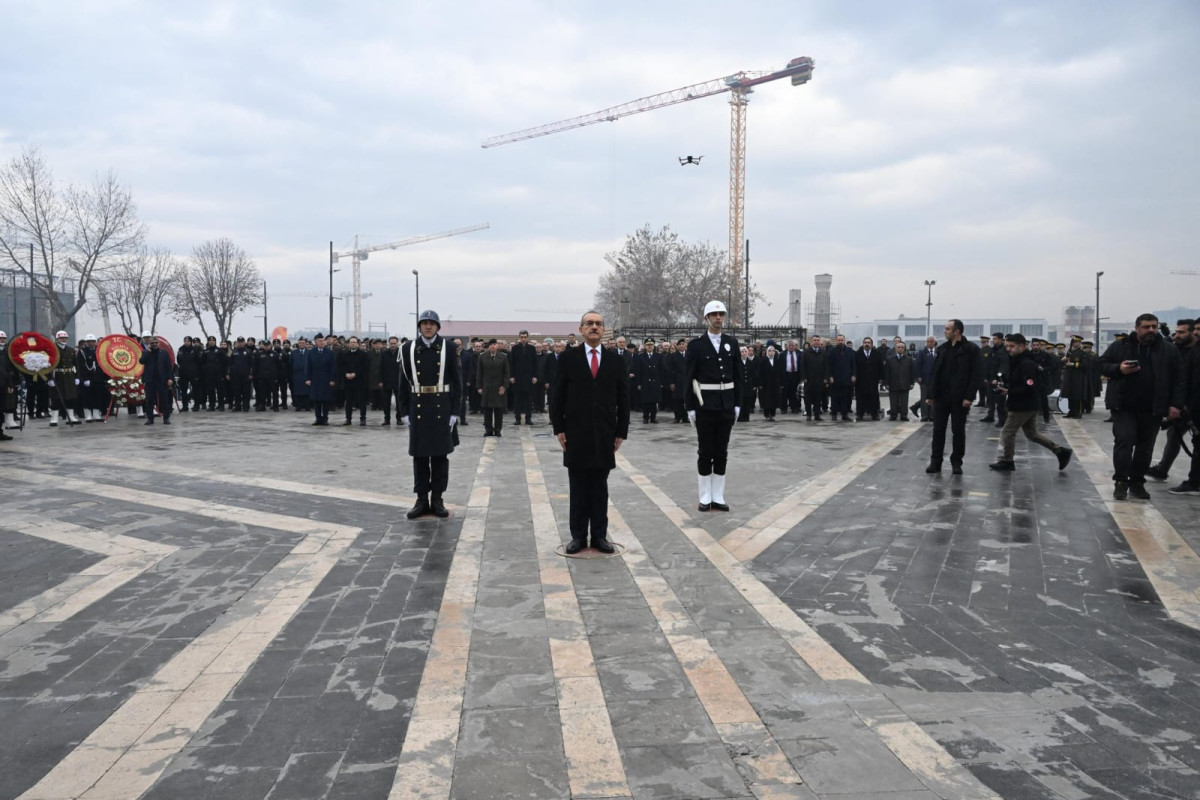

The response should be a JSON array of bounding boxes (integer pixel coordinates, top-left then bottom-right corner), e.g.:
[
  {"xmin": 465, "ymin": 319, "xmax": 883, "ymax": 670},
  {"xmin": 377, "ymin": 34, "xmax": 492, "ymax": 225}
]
[{"xmin": 7, "ymin": 331, "xmax": 60, "ymax": 379}]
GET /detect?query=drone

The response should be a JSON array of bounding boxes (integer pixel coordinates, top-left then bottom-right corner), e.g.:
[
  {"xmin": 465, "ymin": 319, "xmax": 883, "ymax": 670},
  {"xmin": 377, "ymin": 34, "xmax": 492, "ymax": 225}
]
[{"xmin": 678, "ymin": 155, "xmax": 703, "ymax": 166}]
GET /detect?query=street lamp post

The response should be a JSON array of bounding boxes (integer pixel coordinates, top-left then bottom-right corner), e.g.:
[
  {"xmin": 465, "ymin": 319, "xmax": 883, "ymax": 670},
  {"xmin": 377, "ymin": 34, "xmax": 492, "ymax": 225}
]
[
  {"xmin": 412, "ymin": 269, "xmax": 420, "ymax": 332},
  {"xmin": 1095, "ymin": 271, "xmax": 1104, "ymax": 348},
  {"xmin": 924, "ymin": 280, "xmax": 936, "ymax": 338},
  {"xmin": 328, "ymin": 242, "xmax": 335, "ymax": 336}
]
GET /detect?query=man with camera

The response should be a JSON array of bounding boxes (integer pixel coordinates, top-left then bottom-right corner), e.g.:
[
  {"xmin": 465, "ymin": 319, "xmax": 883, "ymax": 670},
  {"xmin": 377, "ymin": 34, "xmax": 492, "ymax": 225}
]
[
  {"xmin": 989, "ymin": 334, "xmax": 1072, "ymax": 472},
  {"xmin": 1097, "ymin": 313, "xmax": 1186, "ymax": 500}
]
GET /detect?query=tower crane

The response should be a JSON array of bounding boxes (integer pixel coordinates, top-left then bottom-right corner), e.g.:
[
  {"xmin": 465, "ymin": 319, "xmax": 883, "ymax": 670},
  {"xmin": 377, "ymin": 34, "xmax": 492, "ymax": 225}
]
[
  {"xmin": 483, "ymin": 56, "xmax": 815, "ymax": 324},
  {"xmin": 333, "ymin": 223, "xmax": 490, "ymax": 335},
  {"xmin": 274, "ymin": 291, "xmax": 372, "ymax": 332}
]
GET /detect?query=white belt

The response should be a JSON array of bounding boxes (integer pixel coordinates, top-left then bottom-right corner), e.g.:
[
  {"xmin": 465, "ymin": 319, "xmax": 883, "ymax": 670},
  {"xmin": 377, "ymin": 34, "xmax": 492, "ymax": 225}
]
[
  {"xmin": 697, "ymin": 382, "xmax": 735, "ymax": 391},
  {"xmin": 417, "ymin": 384, "xmax": 452, "ymax": 394}
]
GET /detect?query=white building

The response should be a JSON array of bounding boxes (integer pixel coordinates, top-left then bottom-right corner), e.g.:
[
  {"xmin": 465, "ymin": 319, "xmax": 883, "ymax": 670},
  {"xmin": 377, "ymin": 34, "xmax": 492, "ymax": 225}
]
[{"xmin": 837, "ymin": 317, "xmax": 1050, "ymax": 346}]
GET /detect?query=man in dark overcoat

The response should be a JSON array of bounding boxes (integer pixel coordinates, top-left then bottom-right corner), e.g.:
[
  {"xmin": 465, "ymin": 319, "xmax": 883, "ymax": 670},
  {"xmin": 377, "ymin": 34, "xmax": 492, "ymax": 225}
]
[
  {"xmin": 550, "ymin": 311, "xmax": 629, "ymax": 553},
  {"xmin": 508, "ymin": 330, "xmax": 538, "ymax": 425},
  {"xmin": 854, "ymin": 337, "xmax": 884, "ymax": 421},
  {"xmin": 138, "ymin": 336, "xmax": 174, "ymax": 425},
  {"xmin": 306, "ymin": 334, "xmax": 336, "ymax": 425},
  {"xmin": 398, "ymin": 310, "xmax": 462, "ymax": 519},
  {"xmin": 800, "ymin": 336, "xmax": 828, "ymax": 420},
  {"xmin": 476, "ymin": 338, "xmax": 509, "ymax": 437},
  {"xmin": 827, "ymin": 335, "xmax": 856, "ymax": 421},
  {"xmin": 632, "ymin": 337, "xmax": 663, "ymax": 424}
]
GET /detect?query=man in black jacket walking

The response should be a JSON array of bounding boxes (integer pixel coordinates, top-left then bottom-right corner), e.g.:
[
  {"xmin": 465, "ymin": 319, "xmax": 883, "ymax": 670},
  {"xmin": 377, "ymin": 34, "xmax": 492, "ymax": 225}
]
[
  {"xmin": 926, "ymin": 319, "xmax": 983, "ymax": 475},
  {"xmin": 1098, "ymin": 313, "xmax": 1186, "ymax": 500},
  {"xmin": 989, "ymin": 334, "xmax": 1072, "ymax": 472}
]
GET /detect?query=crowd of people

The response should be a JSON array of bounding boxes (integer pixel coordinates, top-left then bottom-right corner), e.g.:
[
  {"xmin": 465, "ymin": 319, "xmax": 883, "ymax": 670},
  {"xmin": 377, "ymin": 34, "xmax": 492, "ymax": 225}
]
[{"xmin": 3, "ymin": 315, "xmax": 1198, "ymax": 502}]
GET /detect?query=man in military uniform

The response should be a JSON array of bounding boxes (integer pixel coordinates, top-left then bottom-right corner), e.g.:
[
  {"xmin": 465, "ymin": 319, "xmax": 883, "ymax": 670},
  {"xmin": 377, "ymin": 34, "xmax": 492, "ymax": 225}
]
[
  {"xmin": 176, "ymin": 336, "xmax": 200, "ymax": 412},
  {"xmin": 685, "ymin": 300, "xmax": 743, "ymax": 511},
  {"xmin": 398, "ymin": 310, "xmax": 462, "ymax": 519},
  {"xmin": 0, "ymin": 331, "xmax": 20, "ymax": 431},
  {"xmin": 1061, "ymin": 335, "xmax": 1089, "ymax": 419},
  {"xmin": 980, "ymin": 332, "xmax": 1010, "ymax": 427},
  {"xmin": 227, "ymin": 337, "xmax": 253, "ymax": 411},
  {"xmin": 633, "ymin": 337, "xmax": 663, "ymax": 424},
  {"xmin": 1082, "ymin": 341, "xmax": 1100, "ymax": 414},
  {"xmin": 277, "ymin": 339, "xmax": 292, "ymax": 410},
  {"xmin": 667, "ymin": 338, "xmax": 688, "ymax": 423},
  {"xmin": 254, "ymin": 339, "xmax": 281, "ymax": 411},
  {"xmin": 49, "ymin": 330, "xmax": 80, "ymax": 427},
  {"xmin": 76, "ymin": 334, "xmax": 107, "ymax": 421}
]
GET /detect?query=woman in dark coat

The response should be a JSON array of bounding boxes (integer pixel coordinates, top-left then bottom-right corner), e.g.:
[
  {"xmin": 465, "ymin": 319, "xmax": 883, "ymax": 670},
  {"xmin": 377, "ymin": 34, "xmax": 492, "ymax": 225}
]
[{"xmin": 757, "ymin": 345, "xmax": 782, "ymax": 420}]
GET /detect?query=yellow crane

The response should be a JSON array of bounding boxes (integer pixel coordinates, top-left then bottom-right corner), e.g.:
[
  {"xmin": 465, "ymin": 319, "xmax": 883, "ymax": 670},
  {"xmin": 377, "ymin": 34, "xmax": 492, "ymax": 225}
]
[{"xmin": 483, "ymin": 56, "xmax": 815, "ymax": 324}]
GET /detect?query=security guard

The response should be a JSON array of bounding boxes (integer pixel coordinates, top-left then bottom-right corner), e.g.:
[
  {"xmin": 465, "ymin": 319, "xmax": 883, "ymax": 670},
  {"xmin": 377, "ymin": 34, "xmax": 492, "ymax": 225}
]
[
  {"xmin": 684, "ymin": 300, "xmax": 743, "ymax": 512},
  {"xmin": 398, "ymin": 310, "xmax": 462, "ymax": 519}
]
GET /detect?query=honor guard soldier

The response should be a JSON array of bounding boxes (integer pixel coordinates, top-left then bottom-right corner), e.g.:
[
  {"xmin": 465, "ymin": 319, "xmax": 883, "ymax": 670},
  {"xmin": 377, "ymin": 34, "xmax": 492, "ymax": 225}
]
[
  {"xmin": 398, "ymin": 310, "xmax": 462, "ymax": 520},
  {"xmin": 685, "ymin": 300, "xmax": 743, "ymax": 511},
  {"xmin": 50, "ymin": 330, "xmax": 80, "ymax": 426}
]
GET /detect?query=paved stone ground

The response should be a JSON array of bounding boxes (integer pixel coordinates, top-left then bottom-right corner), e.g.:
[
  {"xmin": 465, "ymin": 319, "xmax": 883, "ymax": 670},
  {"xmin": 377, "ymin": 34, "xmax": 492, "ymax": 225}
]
[{"xmin": 0, "ymin": 403, "xmax": 1198, "ymax": 799}]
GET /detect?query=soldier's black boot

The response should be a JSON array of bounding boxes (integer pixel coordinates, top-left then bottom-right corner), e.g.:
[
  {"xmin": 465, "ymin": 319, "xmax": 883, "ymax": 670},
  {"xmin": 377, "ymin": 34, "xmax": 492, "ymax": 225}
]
[
  {"xmin": 407, "ymin": 494, "xmax": 431, "ymax": 519},
  {"xmin": 431, "ymin": 495, "xmax": 449, "ymax": 518}
]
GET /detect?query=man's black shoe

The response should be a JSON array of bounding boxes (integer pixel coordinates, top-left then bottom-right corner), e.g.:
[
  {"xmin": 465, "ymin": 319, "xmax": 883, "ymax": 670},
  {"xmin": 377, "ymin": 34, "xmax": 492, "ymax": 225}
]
[
  {"xmin": 925, "ymin": 463, "xmax": 941, "ymax": 474},
  {"xmin": 1169, "ymin": 481, "xmax": 1200, "ymax": 495},
  {"xmin": 1056, "ymin": 448, "xmax": 1073, "ymax": 471},
  {"xmin": 180, "ymin": 407, "xmax": 188, "ymax": 413},
  {"xmin": 710, "ymin": 501, "xmax": 730, "ymax": 512},
  {"xmin": 1129, "ymin": 483, "xmax": 1151, "ymax": 500},
  {"xmin": 406, "ymin": 495, "xmax": 431, "ymax": 519},
  {"xmin": 1102, "ymin": 416, "xmax": 1114, "ymax": 423},
  {"xmin": 564, "ymin": 538, "xmax": 586, "ymax": 555},
  {"xmin": 311, "ymin": 420, "xmax": 322, "ymax": 426},
  {"xmin": 951, "ymin": 464, "xmax": 963, "ymax": 475},
  {"xmin": 1145, "ymin": 466, "xmax": 1169, "ymax": 482},
  {"xmin": 813, "ymin": 415, "xmax": 822, "ymax": 421},
  {"xmin": 144, "ymin": 419, "xmax": 154, "ymax": 425},
  {"xmin": 979, "ymin": 416, "xmax": 994, "ymax": 423},
  {"xmin": 0, "ymin": 431, "xmax": 12, "ymax": 441},
  {"xmin": 359, "ymin": 419, "xmax": 367, "ymax": 427},
  {"xmin": 342, "ymin": 420, "xmax": 352, "ymax": 426},
  {"xmin": 381, "ymin": 420, "xmax": 391, "ymax": 427},
  {"xmin": 1114, "ymin": 482, "xmax": 1129, "ymax": 500},
  {"xmin": 592, "ymin": 539, "xmax": 615, "ymax": 554},
  {"xmin": 910, "ymin": 403, "xmax": 921, "ymax": 417},
  {"xmin": 430, "ymin": 496, "xmax": 450, "ymax": 518},
  {"xmin": 698, "ymin": 502, "xmax": 711, "ymax": 512},
  {"xmin": 989, "ymin": 460, "xmax": 1016, "ymax": 471},
  {"xmin": 162, "ymin": 419, "xmax": 171, "ymax": 425}
]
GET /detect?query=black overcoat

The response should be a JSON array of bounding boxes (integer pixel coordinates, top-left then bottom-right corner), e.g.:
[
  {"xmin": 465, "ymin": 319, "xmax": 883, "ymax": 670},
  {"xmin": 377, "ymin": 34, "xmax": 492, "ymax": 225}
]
[
  {"xmin": 398, "ymin": 336, "xmax": 461, "ymax": 457},
  {"xmin": 550, "ymin": 344, "xmax": 630, "ymax": 470}
]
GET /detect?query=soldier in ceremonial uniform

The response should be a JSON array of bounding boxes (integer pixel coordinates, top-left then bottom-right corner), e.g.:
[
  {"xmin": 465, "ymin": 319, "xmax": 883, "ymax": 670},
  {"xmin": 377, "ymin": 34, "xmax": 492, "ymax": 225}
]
[
  {"xmin": 398, "ymin": 310, "xmax": 461, "ymax": 519},
  {"xmin": 176, "ymin": 336, "xmax": 201, "ymax": 412},
  {"xmin": 685, "ymin": 300, "xmax": 743, "ymax": 511},
  {"xmin": 1062, "ymin": 335, "xmax": 1089, "ymax": 418},
  {"xmin": 0, "ymin": 331, "xmax": 20, "ymax": 431},
  {"xmin": 1082, "ymin": 340, "xmax": 1100, "ymax": 414},
  {"xmin": 227, "ymin": 337, "xmax": 253, "ymax": 412},
  {"xmin": 76, "ymin": 334, "xmax": 107, "ymax": 421},
  {"xmin": 49, "ymin": 330, "xmax": 80, "ymax": 427},
  {"xmin": 633, "ymin": 337, "xmax": 663, "ymax": 423}
]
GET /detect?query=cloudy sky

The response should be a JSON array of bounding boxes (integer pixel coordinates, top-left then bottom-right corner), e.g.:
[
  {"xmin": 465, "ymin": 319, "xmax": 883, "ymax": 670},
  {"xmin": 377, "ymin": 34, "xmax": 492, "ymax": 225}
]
[{"xmin": 3, "ymin": 0, "xmax": 1198, "ymax": 338}]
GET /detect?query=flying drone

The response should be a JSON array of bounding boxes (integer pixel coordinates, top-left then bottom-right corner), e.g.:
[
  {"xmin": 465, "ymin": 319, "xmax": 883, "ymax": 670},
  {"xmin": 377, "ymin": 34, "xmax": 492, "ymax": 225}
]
[{"xmin": 678, "ymin": 155, "xmax": 703, "ymax": 166}]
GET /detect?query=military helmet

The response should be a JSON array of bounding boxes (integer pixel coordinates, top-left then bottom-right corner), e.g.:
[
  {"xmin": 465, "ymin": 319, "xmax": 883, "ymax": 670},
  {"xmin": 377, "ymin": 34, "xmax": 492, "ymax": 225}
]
[
  {"xmin": 417, "ymin": 309, "xmax": 441, "ymax": 329},
  {"xmin": 703, "ymin": 300, "xmax": 727, "ymax": 317}
]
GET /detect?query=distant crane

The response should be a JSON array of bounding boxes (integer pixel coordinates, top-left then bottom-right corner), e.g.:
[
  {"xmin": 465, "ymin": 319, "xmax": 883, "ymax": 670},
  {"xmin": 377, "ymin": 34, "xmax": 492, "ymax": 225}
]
[
  {"xmin": 483, "ymin": 56, "xmax": 815, "ymax": 325},
  {"xmin": 332, "ymin": 223, "xmax": 489, "ymax": 335},
  {"xmin": 1172, "ymin": 270, "xmax": 1199, "ymax": 276},
  {"xmin": 274, "ymin": 291, "xmax": 372, "ymax": 332}
]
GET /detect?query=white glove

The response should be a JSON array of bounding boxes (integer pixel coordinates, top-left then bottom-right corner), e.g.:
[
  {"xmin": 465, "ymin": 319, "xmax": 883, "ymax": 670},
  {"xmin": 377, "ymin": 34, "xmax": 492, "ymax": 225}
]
[
  {"xmin": 449, "ymin": 415, "xmax": 458, "ymax": 429},
  {"xmin": 734, "ymin": 406, "xmax": 740, "ymax": 421},
  {"xmin": 83, "ymin": 380, "xmax": 90, "ymax": 387},
  {"xmin": 74, "ymin": 378, "xmax": 80, "ymax": 385},
  {"xmin": 48, "ymin": 379, "xmax": 55, "ymax": 387},
  {"xmin": 687, "ymin": 410, "xmax": 696, "ymax": 425}
]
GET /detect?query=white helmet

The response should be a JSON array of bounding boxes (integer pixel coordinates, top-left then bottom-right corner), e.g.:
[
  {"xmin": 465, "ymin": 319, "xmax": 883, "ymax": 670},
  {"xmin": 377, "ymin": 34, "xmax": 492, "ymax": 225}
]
[
  {"xmin": 141, "ymin": 330, "xmax": 153, "ymax": 338},
  {"xmin": 0, "ymin": 331, "xmax": 6, "ymax": 338},
  {"xmin": 55, "ymin": 330, "xmax": 68, "ymax": 338},
  {"xmin": 703, "ymin": 300, "xmax": 727, "ymax": 317},
  {"xmin": 85, "ymin": 333, "xmax": 97, "ymax": 342}
]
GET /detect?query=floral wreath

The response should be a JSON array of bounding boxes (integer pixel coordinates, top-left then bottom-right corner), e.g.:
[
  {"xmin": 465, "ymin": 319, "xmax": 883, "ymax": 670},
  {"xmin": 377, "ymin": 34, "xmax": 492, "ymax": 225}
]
[
  {"xmin": 108, "ymin": 376, "xmax": 146, "ymax": 405},
  {"xmin": 7, "ymin": 331, "xmax": 60, "ymax": 381}
]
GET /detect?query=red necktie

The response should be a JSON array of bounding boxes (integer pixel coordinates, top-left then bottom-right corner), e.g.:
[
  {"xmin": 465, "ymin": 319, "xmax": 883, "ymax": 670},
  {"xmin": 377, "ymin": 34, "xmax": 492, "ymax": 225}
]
[{"xmin": 590, "ymin": 348, "xmax": 599, "ymax": 378}]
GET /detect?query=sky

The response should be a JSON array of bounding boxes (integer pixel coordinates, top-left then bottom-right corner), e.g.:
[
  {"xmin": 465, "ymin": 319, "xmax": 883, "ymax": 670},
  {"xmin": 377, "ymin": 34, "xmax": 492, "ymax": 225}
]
[{"xmin": 2, "ymin": 0, "xmax": 1198, "ymax": 340}]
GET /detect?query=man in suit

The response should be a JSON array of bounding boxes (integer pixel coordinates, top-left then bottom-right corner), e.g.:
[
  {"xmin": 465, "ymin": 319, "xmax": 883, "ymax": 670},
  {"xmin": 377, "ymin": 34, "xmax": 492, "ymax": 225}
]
[
  {"xmin": 551, "ymin": 311, "xmax": 630, "ymax": 554},
  {"xmin": 781, "ymin": 340, "xmax": 802, "ymax": 414},
  {"xmin": 685, "ymin": 300, "xmax": 743, "ymax": 511},
  {"xmin": 138, "ymin": 335, "xmax": 174, "ymax": 425},
  {"xmin": 306, "ymin": 333, "xmax": 336, "ymax": 426},
  {"xmin": 854, "ymin": 337, "xmax": 884, "ymax": 421},
  {"xmin": 913, "ymin": 336, "xmax": 937, "ymax": 421},
  {"xmin": 926, "ymin": 319, "xmax": 984, "ymax": 475},
  {"xmin": 884, "ymin": 341, "xmax": 917, "ymax": 421},
  {"xmin": 827, "ymin": 335, "xmax": 856, "ymax": 421},
  {"xmin": 508, "ymin": 330, "xmax": 538, "ymax": 425},
  {"xmin": 800, "ymin": 336, "xmax": 828, "ymax": 420}
]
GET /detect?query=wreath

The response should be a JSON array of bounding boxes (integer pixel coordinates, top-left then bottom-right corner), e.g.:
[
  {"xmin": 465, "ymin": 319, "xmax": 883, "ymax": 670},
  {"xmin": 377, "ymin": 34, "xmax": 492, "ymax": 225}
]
[
  {"xmin": 108, "ymin": 376, "xmax": 146, "ymax": 405},
  {"xmin": 7, "ymin": 331, "xmax": 60, "ymax": 380}
]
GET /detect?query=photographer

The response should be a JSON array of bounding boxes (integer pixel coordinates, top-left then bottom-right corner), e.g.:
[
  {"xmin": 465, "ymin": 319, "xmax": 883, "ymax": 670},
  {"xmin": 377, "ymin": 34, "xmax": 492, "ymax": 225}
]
[
  {"xmin": 1098, "ymin": 313, "xmax": 1186, "ymax": 500},
  {"xmin": 989, "ymin": 334, "xmax": 1072, "ymax": 472}
]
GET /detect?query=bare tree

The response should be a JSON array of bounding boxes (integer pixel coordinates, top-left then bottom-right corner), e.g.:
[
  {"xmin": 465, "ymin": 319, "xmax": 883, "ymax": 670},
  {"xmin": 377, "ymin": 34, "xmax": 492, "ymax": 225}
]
[
  {"xmin": 0, "ymin": 146, "xmax": 144, "ymax": 331},
  {"xmin": 97, "ymin": 246, "xmax": 179, "ymax": 336},
  {"xmin": 169, "ymin": 238, "xmax": 261, "ymax": 342},
  {"xmin": 594, "ymin": 224, "xmax": 761, "ymax": 326}
]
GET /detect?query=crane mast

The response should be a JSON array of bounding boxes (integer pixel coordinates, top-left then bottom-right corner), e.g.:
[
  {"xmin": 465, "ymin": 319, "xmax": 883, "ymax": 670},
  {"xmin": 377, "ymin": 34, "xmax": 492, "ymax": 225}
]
[
  {"xmin": 483, "ymin": 57, "xmax": 814, "ymax": 325},
  {"xmin": 333, "ymin": 223, "xmax": 489, "ymax": 335}
]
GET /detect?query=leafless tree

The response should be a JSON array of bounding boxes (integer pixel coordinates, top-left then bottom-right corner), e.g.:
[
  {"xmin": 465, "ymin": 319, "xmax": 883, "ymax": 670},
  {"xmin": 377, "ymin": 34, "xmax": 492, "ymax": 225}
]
[
  {"xmin": 169, "ymin": 238, "xmax": 261, "ymax": 342},
  {"xmin": 0, "ymin": 146, "xmax": 144, "ymax": 331},
  {"xmin": 96, "ymin": 246, "xmax": 179, "ymax": 336},
  {"xmin": 594, "ymin": 224, "xmax": 761, "ymax": 327}
]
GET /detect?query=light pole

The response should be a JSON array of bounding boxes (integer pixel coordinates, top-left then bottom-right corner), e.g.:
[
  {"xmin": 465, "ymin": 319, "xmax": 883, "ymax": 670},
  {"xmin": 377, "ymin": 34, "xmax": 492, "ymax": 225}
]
[
  {"xmin": 328, "ymin": 242, "xmax": 336, "ymax": 335},
  {"xmin": 924, "ymin": 280, "xmax": 936, "ymax": 338},
  {"xmin": 412, "ymin": 269, "xmax": 420, "ymax": 332},
  {"xmin": 1095, "ymin": 271, "xmax": 1104, "ymax": 347}
]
